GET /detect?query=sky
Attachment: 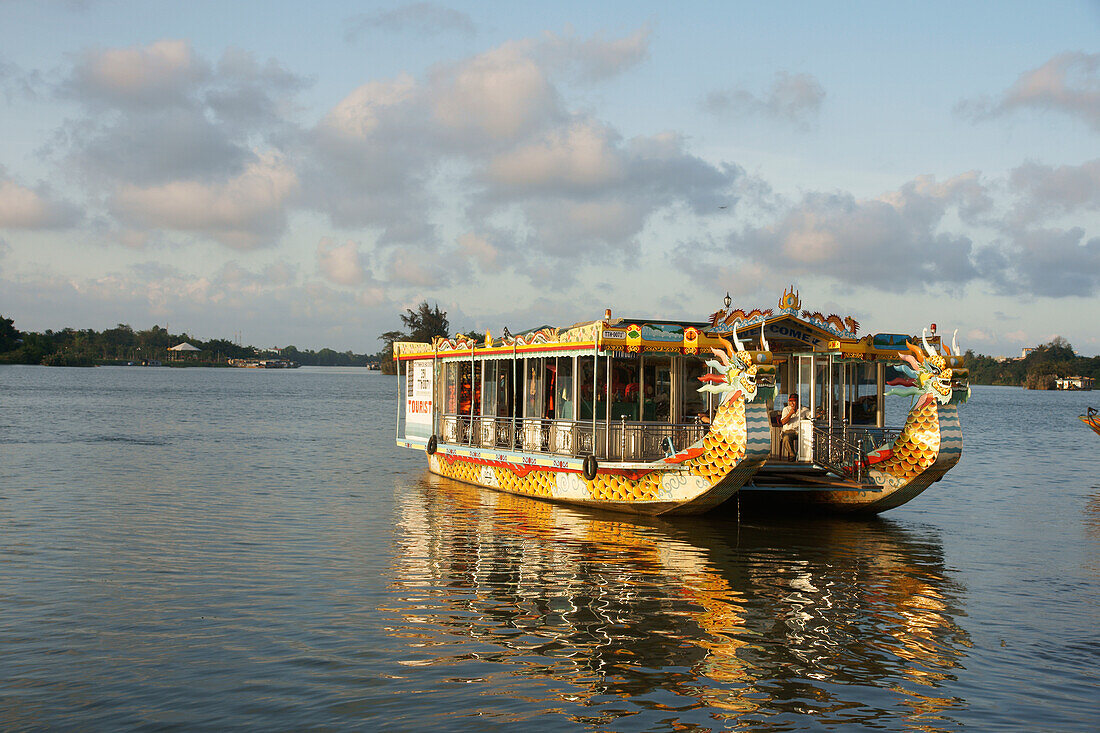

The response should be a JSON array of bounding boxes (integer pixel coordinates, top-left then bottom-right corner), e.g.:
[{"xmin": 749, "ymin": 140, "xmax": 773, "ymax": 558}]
[{"xmin": 0, "ymin": 0, "xmax": 1098, "ymax": 356}]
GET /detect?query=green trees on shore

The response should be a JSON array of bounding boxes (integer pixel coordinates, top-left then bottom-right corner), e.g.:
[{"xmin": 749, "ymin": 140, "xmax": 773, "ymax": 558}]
[
  {"xmin": 377, "ymin": 302, "xmax": 450, "ymax": 374},
  {"xmin": 964, "ymin": 337, "xmax": 1099, "ymax": 388},
  {"xmin": 0, "ymin": 317, "xmax": 377, "ymax": 368}
]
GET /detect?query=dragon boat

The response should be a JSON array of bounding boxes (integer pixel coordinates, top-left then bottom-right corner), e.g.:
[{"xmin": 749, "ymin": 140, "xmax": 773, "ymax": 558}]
[
  {"xmin": 393, "ymin": 289, "xmax": 969, "ymax": 516},
  {"xmin": 1081, "ymin": 407, "xmax": 1100, "ymax": 437}
]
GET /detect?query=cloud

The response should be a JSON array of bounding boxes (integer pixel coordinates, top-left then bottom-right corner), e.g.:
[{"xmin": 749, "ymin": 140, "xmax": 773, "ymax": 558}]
[
  {"xmin": 0, "ymin": 175, "xmax": 81, "ymax": 229},
  {"xmin": 531, "ymin": 25, "xmax": 651, "ymax": 82},
  {"xmin": 704, "ymin": 72, "xmax": 825, "ymax": 126},
  {"xmin": 0, "ymin": 54, "xmax": 44, "ymax": 102},
  {"xmin": 344, "ymin": 3, "xmax": 476, "ymax": 41},
  {"xmin": 485, "ymin": 119, "xmax": 626, "ymax": 193},
  {"xmin": 430, "ymin": 43, "xmax": 560, "ymax": 142},
  {"xmin": 675, "ymin": 173, "xmax": 990, "ymax": 293},
  {"xmin": 317, "ymin": 237, "xmax": 368, "ymax": 286},
  {"xmin": 957, "ymin": 52, "xmax": 1100, "ymax": 131},
  {"xmin": 301, "ymin": 27, "xmax": 704, "ymax": 258},
  {"xmin": 456, "ymin": 232, "xmax": 503, "ymax": 273},
  {"xmin": 0, "ymin": 260, "xmax": 402, "ymax": 351},
  {"xmin": 978, "ymin": 227, "xmax": 1100, "ymax": 297},
  {"xmin": 108, "ymin": 152, "xmax": 298, "ymax": 249},
  {"xmin": 67, "ymin": 39, "xmax": 209, "ymax": 110},
  {"xmin": 1008, "ymin": 158, "xmax": 1100, "ymax": 223},
  {"xmin": 474, "ymin": 128, "xmax": 739, "ymax": 260},
  {"xmin": 384, "ymin": 247, "xmax": 466, "ymax": 286},
  {"xmin": 49, "ymin": 40, "xmax": 309, "ymax": 248}
]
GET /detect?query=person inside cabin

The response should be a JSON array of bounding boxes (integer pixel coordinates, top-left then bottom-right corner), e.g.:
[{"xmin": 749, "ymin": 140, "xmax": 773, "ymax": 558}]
[{"xmin": 779, "ymin": 394, "xmax": 809, "ymax": 461}]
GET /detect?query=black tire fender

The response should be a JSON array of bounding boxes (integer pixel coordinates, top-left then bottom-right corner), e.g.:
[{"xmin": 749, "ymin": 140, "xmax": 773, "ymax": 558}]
[
  {"xmin": 426, "ymin": 435, "xmax": 438, "ymax": 455},
  {"xmin": 582, "ymin": 454, "xmax": 598, "ymax": 481}
]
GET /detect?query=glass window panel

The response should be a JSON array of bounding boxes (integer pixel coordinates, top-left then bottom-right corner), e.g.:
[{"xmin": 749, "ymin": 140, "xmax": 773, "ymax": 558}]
[
  {"xmin": 578, "ymin": 356, "xmax": 595, "ymax": 419},
  {"xmin": 642, "ymin": 356, "xmax": 671, "ymax": 421},
  {"xmin": 682, "ymin": 357, "xmax": 707, "ymax": 421},
  {"xmin": 525, "ymin": 358, "xmax": 543, "ymax": 418},
  {"xmin": 557, "ymin": 357, "xmax": 574, "ymax": 420}
]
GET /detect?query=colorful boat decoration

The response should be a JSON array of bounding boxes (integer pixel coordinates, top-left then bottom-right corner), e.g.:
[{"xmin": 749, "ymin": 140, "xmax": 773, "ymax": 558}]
[
  {"xmin": 1081, "ymin": 407, "xmax": 1100, "ymax": 437},
  {"xmin": 393, "ymin": 289, "xmax": 969, "ymax": 515}
]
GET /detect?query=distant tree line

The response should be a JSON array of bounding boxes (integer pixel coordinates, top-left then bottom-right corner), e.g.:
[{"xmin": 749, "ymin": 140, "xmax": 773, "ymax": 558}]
[
  {"xmin": 377, "ymin": 302, "xmax": 451, "ymax": 374},
  {"xmin": 0, "ymin": 315, "xmax": 378, "ymax": 368},
  {"xmin": 964, "ymin": 337, "xmax": 1100, "ymax": 389}
]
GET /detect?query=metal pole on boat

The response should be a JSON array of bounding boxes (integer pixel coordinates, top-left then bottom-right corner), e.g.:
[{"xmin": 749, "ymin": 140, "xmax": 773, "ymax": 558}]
[
  {"xmin": 395, "ymin": 346, "xmax": 401, "ymax": 443},
  {"xmin": 512, "ymin": 337, "xmax": 517, "ymax": 450},
  {"xmin": 592, "ymin": 338, "xmax": 598, "ymax": 459},
  {"xmin": 469, "ymin": 342, "xmax": 475, "ymax": 446},
  {"xmin": 876, "ymin": 361, "xmax": 885, "ymax": 428},
  {"xmin": 605, "ymin": 348, "xmax": 612, "ymax": 459},
  {"xmin": 432, "ymin": 342, "xmax": 438, "ymax": 441}
]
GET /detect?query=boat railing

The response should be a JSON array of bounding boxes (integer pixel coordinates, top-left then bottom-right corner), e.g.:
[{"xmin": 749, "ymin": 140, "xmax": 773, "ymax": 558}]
[
  {"xmin": 438, "ymin": 414, "xmax": 706, "ymax": 462},
  {"xmin": 810, "ymin": 424, "xmax": 901, "ymax": 483}
]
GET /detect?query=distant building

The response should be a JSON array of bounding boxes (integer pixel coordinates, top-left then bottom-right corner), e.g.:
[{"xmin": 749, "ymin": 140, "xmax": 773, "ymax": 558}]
[
  {"xmin": 1054, "ymin": 376, "xmax": 1093, "ymax": 391},
  {"xmin": 1021, "ymin": 346, "xmax": 1038, "ymax": 359}
]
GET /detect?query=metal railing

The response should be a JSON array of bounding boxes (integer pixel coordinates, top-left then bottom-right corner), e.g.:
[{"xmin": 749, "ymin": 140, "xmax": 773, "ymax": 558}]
[
  {"xmin": 809, "ymin": 424, "xmax": 901, "ymax": 483},
  {"xmin": 438, "ymin": 414, "xmax": 706, "ymax": 462}
]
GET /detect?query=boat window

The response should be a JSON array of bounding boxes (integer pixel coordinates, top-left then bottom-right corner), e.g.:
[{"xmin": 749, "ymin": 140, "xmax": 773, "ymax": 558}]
[
  {"xmin": 578, "ymin": 355, "xmax": 598, "ymax": 419},
  {"xmin": 796, "ymin": 355, "xmax": 813, "ymax": 421},
  {"xmin": 471, "ymin": 362, "xmax": 481, "ymax": 416},
  {"xmin": 814, "ymin": 356, "xmax": 829, "ymax": 422},
  {"xmin": 642, "ymin": 356, "xmax": 671, "ymax": 422},
  {"xmin": 481, "ymin": 361, "xmax": 497, "ymax": 417},
  {"xmin": 610, "ymin": 356, "xmax": 639, "ymax": 420},
  {"xmin": 542, "ymin": 360, "xmax": 556, "ymax": 419},
  {"xmin": 556, "ymin": 357, "xmax": 574, "ymax": 420},
  {"xmin": 845, "ymin": 362, "xmax": 877, "ymax": 425},
  {"xmin": 454, "ymin": 362, "xmax": 474, "ymax": 415},
  {"xmin": 494, "ymin": 361, "xmax": 513, "ymax": 417},
  {"xmin": 444, "ymin": 362, "xmax": 459, "ymax": 414},
  {"xmin": 525, "ymin": 358, "xmax": 543, "ymax": 418},
  {"xmin": 681, "ymin": 357, "xmax": 708, "ymax": 421}
]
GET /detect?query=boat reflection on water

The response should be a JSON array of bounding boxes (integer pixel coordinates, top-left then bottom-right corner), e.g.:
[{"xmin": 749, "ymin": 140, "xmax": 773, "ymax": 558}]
[{"xmin": 385, "ymin": 475, "xmax": 971, "ymax": 728}]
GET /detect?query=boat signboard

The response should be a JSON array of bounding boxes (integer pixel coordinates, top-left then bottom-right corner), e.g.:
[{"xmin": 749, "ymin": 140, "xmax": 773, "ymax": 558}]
[{"xmin": 406, "ymin": 359, "xmax": 434, "ymax": 438}]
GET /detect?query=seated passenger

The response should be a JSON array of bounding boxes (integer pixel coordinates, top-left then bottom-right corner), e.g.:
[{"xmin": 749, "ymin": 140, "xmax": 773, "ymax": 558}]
[{"xmin": 779, "ymin": 394, "xmax": 809, "ymax": 461}]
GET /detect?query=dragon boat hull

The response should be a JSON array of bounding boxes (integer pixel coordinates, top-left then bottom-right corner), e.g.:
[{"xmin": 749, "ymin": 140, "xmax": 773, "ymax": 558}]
[
  {"xmin": 413, "ymin": 399, "xmax": 772, "ymax": 516},
  {"xmin": 739, "ymin": 401, "xmax": 963, "ymax": 514}
]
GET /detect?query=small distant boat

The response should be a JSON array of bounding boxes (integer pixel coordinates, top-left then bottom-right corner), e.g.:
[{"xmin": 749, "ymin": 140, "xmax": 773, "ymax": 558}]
[
  {"xmin": 227, "ymin": 358, "xmax": 300, "ymax": 369},
  {"xmin": 1081, "ymin": 407, "xmax": 1100, "ymax": 437}
]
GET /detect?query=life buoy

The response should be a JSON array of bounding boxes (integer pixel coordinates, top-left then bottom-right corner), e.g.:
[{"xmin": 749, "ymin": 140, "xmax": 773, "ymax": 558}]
[
  {"xmin": 426, "ymin": 435, "xmax": 438, "ymax": 455},
  {"xmin": 582, "ymin": 454, "xmax": 598, "ymax": 481}
]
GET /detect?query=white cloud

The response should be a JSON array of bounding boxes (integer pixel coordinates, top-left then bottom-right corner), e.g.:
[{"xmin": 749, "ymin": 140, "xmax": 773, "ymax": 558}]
[
  {"xmin": 978, "ymin": 227, "xmax": 1100, "ymax": 297},
  {"xmin": 704, "ymin": 72, "xmax": 826, "ymax": 126},
  {"xmin": 344, "ymin": 3, "xmax": 476, "ymax": 40},
  {"xmin": 0, "ymin": 177, "xmax": 80, "ymax": 229},
  {"xmin": 486, "ymin": 120, "xmax": 625, "ymax": 192},
  {"xmin": 70, "ymin": 39, "xmax": 207, "ymax": 109},
  {"xmin": 457, "ymin": 232, "xmax": 502, "ymax": 273},
  {"xmin": 303, "ymin": 28, "xmax": 727, "ymax": 258},
  {"xmin": 958, "ymin": 52, "xmax": 1100, "ymax": 132},
  {"xmin": 431, "ymin": 43, "xmax": 559, "ymax": 142},
  {"xmin": 532, "ymin": 25, "xmax": 651, "ymax": 82},
  {"xmin": 1008, "ymin": 158, "xmax": 1100, "ymax": 222},
  {"xmin": 317, "ymin": 237, "xmax": 367, "ymax": 286},
  {"xmin": 109, "ymin": 152, "xmax": 298, "ymax": 249}
]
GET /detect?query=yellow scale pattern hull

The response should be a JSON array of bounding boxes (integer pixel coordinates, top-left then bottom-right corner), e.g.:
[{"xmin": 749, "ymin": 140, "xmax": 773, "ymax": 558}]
[{"xmin": 427, "ymin": 397, "xmax": 770, "ymax": 516}]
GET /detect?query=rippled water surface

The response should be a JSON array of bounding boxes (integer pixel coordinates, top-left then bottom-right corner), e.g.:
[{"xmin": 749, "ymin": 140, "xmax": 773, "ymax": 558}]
[{"xmin": 1, "ymin": 366, "xmax": 1097, "ymax": 730}]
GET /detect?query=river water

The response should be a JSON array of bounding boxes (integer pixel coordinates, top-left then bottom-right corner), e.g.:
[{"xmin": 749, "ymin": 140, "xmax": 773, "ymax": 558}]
[{"xmin": 1, "ymin": 366, "xmax": 1096, "ymax": 730}]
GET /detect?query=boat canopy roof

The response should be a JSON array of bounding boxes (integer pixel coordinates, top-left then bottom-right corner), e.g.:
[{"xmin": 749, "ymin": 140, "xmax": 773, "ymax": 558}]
[{"xmin": 392, "ymin": 289, "xmax": 964, "ymax": 369}]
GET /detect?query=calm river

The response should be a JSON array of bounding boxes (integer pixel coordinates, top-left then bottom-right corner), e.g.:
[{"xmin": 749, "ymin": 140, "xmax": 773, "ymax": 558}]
[{"xmin": 1, "ymin": 366, "xmax": 1097, "ymax": 730}]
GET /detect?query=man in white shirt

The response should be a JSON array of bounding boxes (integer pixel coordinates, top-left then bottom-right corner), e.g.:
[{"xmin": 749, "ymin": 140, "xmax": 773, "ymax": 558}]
[{"xmin": 780, "ymin": 394, "xmax": 808, "ymax": 461}]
